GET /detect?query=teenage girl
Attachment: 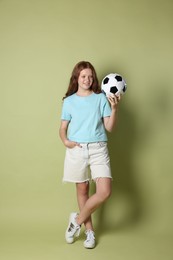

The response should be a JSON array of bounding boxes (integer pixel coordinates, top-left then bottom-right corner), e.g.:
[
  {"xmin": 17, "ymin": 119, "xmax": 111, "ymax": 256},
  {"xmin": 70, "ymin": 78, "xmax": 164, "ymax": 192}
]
[{"xmin": 59, "ymin": 61, "xmax": 120, "ymax": 249}]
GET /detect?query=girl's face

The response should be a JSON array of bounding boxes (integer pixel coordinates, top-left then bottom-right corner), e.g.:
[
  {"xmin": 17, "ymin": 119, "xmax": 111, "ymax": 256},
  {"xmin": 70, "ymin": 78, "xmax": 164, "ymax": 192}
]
[{"xmin": 77, "ymin": 68, "xmax": 93, "ymax": 92}]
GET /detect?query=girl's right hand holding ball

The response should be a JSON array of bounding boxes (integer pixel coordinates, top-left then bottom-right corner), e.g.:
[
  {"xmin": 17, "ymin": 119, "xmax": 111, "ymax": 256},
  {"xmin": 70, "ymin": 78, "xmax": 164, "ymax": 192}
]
[{"xmin": 107, "ymin": 93, "xmax": 121, "ymax": 110}]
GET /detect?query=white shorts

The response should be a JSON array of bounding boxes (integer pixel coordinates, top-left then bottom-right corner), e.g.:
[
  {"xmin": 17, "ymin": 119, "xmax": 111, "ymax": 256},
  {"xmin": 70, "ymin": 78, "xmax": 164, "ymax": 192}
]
[{"xmin": 63, "ymin": 142, "xmax": 112, "ymax": 183}]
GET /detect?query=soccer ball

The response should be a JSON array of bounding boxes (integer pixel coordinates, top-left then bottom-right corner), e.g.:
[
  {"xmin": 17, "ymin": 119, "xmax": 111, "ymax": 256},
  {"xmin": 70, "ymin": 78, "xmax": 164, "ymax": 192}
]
[{"xmin": 101, "ymin": 73, "xmax": 127, "ymax": 97}]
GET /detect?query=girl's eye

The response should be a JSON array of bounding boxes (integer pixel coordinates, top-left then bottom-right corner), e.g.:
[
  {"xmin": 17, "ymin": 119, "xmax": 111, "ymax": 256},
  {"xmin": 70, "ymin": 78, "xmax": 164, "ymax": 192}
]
[{"xmin": 81, "ymin": 75, "xmax": 93, "ymax": 79}]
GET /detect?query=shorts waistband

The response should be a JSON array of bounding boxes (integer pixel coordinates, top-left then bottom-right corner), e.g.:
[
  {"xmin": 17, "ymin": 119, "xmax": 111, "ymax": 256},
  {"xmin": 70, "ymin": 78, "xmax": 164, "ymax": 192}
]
[{"xmin": 79, "ymin": 141, "xmax": 107, "ymax": 148}]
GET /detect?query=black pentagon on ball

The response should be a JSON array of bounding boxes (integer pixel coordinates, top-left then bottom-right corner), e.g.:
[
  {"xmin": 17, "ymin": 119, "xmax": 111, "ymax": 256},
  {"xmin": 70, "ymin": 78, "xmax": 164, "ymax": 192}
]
[
  {"xmin": 110, "ymin": 86, "xmax": 118, "ymax": 94},
  {"xmin": 122, "ymin": 86, "xmax": 126, "ymax": 92},
  {"xmin": 103, "ymin": 77, "xmax": 109, "ymax": 84},
  {"xmin": 115, "ymin": 75, "xmax": 122, "ymax": 81}
]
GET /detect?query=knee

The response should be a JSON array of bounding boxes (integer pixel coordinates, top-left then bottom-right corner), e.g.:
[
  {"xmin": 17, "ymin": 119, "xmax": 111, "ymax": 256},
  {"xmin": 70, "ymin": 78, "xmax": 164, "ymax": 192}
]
[
  {"xmin": 76, "ymin": 182, "xmax": 89, "ymax": 197},
  {"xmin": 104, "ymin": 188, "xmax": 112, "ymax": 201},
  {"xmin": 98, "ymin": 188, "xmax": 112, "ymax": 203}
]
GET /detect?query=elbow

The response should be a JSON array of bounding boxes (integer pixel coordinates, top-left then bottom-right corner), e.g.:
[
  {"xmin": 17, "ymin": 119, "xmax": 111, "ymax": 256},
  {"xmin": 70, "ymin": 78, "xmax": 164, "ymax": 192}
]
[
  {"xmin": 106, "ymin": 126, "xmax": 114, "ymax": 133},
  {"xmin": 104, "ymin": 119, "xmax": 117, "ymax": 133}
]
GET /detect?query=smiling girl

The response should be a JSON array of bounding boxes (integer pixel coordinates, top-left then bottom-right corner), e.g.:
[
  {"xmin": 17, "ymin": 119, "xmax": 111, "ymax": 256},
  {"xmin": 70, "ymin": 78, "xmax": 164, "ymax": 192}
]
[{"xmin": 59, "ymin": 61, "xmax": 120, "ymax": 249}]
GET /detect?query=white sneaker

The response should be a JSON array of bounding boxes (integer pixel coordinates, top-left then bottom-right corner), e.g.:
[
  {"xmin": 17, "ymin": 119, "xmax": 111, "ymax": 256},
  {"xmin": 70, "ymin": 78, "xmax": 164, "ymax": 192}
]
[
  {"xmin": 84, "ymin": 230, "xmax": 96, "ymax": 249},
  {"xmin": 65, "ymin": 212, "xmax": 81, "ymax": 244}
]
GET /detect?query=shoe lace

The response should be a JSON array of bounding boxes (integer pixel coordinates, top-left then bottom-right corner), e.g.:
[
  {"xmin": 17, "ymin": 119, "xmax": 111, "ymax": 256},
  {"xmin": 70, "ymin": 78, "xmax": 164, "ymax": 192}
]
[{"xmin": 86, "ymin": 230, "xmax": 95, "ymax": 242}]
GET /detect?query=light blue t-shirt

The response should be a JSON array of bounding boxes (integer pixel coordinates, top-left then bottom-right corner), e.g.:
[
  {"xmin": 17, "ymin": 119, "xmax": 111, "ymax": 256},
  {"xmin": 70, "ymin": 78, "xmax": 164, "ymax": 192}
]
[{"xmin": 61, "ymin": 92, "xmax": 111, "ymax": 143}]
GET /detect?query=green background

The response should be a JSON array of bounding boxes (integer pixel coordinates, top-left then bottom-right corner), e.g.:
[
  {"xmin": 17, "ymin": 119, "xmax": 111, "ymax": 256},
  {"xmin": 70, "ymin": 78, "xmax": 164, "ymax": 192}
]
[{"xmin": 0, "ymin": 0, "xmax": 173, "ymax": 259}]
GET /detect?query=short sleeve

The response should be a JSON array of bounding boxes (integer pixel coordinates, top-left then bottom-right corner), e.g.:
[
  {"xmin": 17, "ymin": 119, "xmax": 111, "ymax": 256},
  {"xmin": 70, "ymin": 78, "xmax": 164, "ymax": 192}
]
[{"xmin": 61, "ymin": 99, "xmax": 71, "ymax": 121}]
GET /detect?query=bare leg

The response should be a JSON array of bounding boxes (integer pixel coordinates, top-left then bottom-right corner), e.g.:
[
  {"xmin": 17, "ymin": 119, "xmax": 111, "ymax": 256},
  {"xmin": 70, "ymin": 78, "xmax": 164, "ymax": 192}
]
[
  {"xmin": 76, "ymin": 182, "xmax": 94, "ymax": 230},
  {"xmin": 76, "ymin": 178, "xmax": 112, "ymax": 226}
]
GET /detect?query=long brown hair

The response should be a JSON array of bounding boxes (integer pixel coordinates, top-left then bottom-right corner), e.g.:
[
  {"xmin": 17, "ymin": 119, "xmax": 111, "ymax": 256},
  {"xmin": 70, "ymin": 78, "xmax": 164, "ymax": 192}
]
[{"xmin": 63, "ymin": 61, "xmax": 101, "ymax": 99}]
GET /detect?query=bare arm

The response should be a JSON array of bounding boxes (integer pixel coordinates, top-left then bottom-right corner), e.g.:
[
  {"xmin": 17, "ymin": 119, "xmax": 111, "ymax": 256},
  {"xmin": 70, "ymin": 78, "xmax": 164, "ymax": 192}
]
[
  {"xmin": 59, "ymin": 120, "xmax": 80, "ymax": 148},
  {"xmin": 103, "ymin": 94, "xmax": 121, "ymax": 132}
]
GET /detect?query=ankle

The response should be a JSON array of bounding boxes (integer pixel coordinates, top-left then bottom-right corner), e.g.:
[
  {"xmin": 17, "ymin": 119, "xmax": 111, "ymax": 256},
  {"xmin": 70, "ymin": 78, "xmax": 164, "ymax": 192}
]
[
  {"xmin": 86, "ymin": 228, "xmax": 94, "ymax": 232},
  {"xmin": 75, "ymin": 215, "xmax": 81, "ymax": 226}
]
